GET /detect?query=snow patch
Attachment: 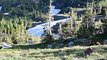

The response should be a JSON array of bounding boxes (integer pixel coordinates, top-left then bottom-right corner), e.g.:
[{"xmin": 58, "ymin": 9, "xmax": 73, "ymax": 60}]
[
  {"xmin": 52, "ymin": 6, "xmax": 60, "ymax": 15},
  {"xmin": 27, "ymin": 19, "xmax": 68, "ymax": 37},
  {"xmin": 0, "ymin": 6, "xmax": 2, "ymax": 11}
]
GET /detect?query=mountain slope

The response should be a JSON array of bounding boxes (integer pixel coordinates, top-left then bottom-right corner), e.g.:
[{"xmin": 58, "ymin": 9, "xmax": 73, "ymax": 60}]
[{"xmin": 0, "ymin": 0, "xmax": 49, "ymax": 22}]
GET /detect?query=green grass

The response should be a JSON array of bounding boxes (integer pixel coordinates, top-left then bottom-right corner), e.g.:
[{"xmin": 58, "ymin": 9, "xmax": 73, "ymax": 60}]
[
  {"xmin": 0, "ymin": 45, "xmax": 107, "ymax": 60},
  {"xmin": 100, "ymin": 0, "xmax": 107, "ymax": 6}
]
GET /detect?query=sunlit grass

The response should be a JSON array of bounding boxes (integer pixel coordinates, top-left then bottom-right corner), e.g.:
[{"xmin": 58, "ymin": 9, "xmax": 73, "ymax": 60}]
[{"xmin": 0, "ymin": 45, "xmax": 107, "ymax": 60}]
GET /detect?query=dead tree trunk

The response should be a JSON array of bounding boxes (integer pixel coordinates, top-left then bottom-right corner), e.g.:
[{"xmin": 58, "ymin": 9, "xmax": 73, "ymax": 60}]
[
  {"xmin": 59, "ymin": 22, "xmax": 63, "ymax": 40},
  {"xmin": 48, "ymin": 0, "xmax": 52, "ymax": 35}
]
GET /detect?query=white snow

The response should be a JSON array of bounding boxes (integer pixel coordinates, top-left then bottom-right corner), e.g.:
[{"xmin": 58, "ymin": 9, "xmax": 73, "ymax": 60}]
[
  {"xmin": 0, "ymin": 6, "xmax": 2, "ymax": 11},
  {"xmin": 27, "ymin": 5, "xmax": 68, "ymax": 37},
  {"xmin": 2, "ymin": 42, "xmax": 12, "ymax": 49},
  {"xmin": 51, "ymin": 6, "xmax": 60, "ymax": 15},
  {"xmin": 27, "ymin": 19, "xmax": 68, "ymax": 37},
  {"xmin": 4, "ymin": 13, "xmax": 9, "ymax": 15}
]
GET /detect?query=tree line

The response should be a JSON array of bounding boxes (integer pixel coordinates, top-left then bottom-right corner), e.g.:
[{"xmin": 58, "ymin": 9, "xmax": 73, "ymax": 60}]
[
  {"xmin": 0, "ymin": 18, "xmax": 32, "ymax": 44},
  {"xmin": 0, "ymin": 0, "xmax": 50, "ymax": 22}
]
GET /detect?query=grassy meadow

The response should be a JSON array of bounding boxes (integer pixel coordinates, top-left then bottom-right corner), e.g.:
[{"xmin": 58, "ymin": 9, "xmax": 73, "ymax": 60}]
[{"xmin": 0, "ymin": 44, "xmax": 107, "ymax": 60}]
